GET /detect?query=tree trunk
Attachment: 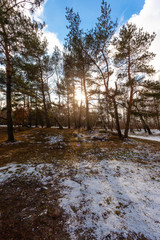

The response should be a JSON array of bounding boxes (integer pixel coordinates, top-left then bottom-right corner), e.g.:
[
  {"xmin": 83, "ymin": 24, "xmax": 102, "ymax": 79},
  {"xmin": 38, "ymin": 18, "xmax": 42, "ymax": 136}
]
[
  {"xmin": 39, "ymin": 58, "xmax": 51, "ymax": 128},
  {"xmin": 135, "ymin": 106, "xmax": 152, "ymax": 135},
  {"xmin": 42, "ymin": 88, "xmax": 51, "ymax": 128},
  {"xmin": 67, "ymin": 90, "xmax": 70, "ymax": 129},
  {"xmin": 113, "ymin": 97, "xmax": 122, "ymax": 138},
  {"xmin": 78, "ymin": 79, "xmax": 83, "ymax": 129},
  {"xmin": 83, "ymin": 74, "xmax": 91, "ymax": 131},
  {"xmin": 27, "ymin": 97, "xmax": 32, "ymax": 128},
  {"xmin": 124, "ymin": 98, "xmax": 132, "ymax": 138},
  {"xmin": 124, "ymin": 51, "xmax": 133, "ymax": 138},
  {"xmin": 155, "ymin": 99, "xmax": 160, "ymax": 130},
  {"xmin": 5, "ymin": 44, "xmax": 14, "ymax": 141},
  {"xmin": 54, "ymin": 117, "xmax": 63, "ymax": 129},
  {"xmin": 124, "ymin": 52, "xmax": 133, "ymax": 138},
  {"xmin": 78, "ymin": 100, "xmax": 82, "ymax": 129},
  {"xmin": 35, "ymin": 91, "xmax": 38, "ymax": 128},
  {"xmin": 73, "ymin": 85, "xmax": 77, "ymax": 129},
  {"xmin": 139, "ymin": 115, "xmax": 152, "ymax": 135}
]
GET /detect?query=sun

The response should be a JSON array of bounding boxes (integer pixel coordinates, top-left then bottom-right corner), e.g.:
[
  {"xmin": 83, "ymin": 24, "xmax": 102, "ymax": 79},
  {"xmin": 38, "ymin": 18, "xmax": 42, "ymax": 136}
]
[{"xmin": 75, "ymin": 88, "xmax": 86, "ymax": 105}]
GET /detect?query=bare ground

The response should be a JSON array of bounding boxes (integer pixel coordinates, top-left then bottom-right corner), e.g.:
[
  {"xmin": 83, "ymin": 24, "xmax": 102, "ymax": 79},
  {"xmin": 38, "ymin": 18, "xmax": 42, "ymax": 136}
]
[{"xmin": 0, "ymin": 127, "xmax": 159, "ymax": 240}]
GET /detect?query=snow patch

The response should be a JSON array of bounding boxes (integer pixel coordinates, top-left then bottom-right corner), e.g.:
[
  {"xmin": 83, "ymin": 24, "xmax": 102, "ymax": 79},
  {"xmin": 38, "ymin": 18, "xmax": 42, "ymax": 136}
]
[
  {"xmin": 0, "ymin": 163, "xmax": 55, "ymax": 185},
  {"xmin": 129, "ymin": 134, "xmax": 160, "ymax": 142},
  {"xmin": 60, "ymin": 159, "xmax": 160, "ymax": 240},
  {"xmin": 45, "ymin": 135, "xmax": 63, "ymax": 144}
]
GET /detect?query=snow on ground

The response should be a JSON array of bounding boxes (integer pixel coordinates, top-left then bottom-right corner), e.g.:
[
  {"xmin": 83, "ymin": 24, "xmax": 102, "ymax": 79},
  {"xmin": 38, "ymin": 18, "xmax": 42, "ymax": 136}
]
[
  {"xmin": 111, "ymin": 129, "xmax": 160, "ymax": 142},
  {"xmin": 0, "ymin": 157, "xmax": 160, "ymax": 239},
  {"xmin": 45, "ymin": 135, "xmax": 64, "ymax": 144},
  {"xmin": 129, "ymin": 134, "xmax": 160, "ymax": 142},
  {"xmin": 0, "ymin": 129, "xmax": 160, "ymax": 239},
  {"xmin": 1, "ymin": 140, "xmax": 24, "ymax": 145},
  {"xmin": 128, "ymin": 129, "xmax": 160, "ymax": 142},
  {"xmin": 0, "ymin": 163, "xmax": 55, "ymax": 185},
  {"xmin": 59, "ymin": 159, "xmax": 160, "ymax": 240}
]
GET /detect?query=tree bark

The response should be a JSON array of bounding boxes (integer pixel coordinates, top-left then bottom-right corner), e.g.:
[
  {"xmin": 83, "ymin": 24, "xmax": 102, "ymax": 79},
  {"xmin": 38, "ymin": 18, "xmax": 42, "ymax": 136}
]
[
  {"xmin": 2, "ymin": 22, "xmax": 14, "ymax": 141},
  {"xmin": 39, "ymin": 58, "xmax": 51, "ymax": 128},
  {"xmin": 73, "ymin": 85, "xmax": 77, "ymax": 129},
  {"xmin": 139, "ymin": 115, "xmax": 152, "ymax": 135},
  {"xmin": 124, "ymin": 49, "xmax": 133, "ymax": 138},
  {"xmin": 78, "ymin": 79, "xmax": 83, "ymax": 129},
  {"xmin": 54, "ymin": 117, "xmax": 63, "ymax": 129},
  {"xmin": 67, "ymin": 88, "xmax": 70, "ymax": 129},
  {"xmin": 135, "ymin": 105, "xmax": 152, "ymax": 135},
  {"xmin": 113, "ymin": 97, "xmax": 122, "ymax": 138},
  {"xmin": 5, "ymin": 43, "xmax": 14, "ymax": 141},
  {"xmin": 35, "ymin": 91, "xmax": 38, "ymax": 128},
  {"xmin": 83, "ymin": 74, "xmax": 91, "ymax": 131}
]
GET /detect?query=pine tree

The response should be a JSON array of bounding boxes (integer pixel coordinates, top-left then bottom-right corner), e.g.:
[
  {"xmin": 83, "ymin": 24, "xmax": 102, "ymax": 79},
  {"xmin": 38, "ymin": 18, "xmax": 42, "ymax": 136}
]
[
  {"xmin": 113, "ymin": 23, "xmax": 156, "ymax": 138},
  {"xmin": 84, "ymin": 1, "xmax": 122, "ymax": 137},
  {"xmin": 65, "ymin": 7, "xmax": 92, "ymax": 130},
  {"xmin": 0, "ymin": 0, "xmax": 44, "ymax": 141},
  {"xmin": 136, "ymin": 80, "xmax": 160, "ymax": 131}
]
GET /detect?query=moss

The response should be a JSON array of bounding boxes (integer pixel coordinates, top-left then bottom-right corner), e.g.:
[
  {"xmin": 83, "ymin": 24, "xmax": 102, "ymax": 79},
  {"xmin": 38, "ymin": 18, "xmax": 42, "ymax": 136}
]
[
  {"xmin": 115, "ymin": 210, "xmax": 121, "ymax": 216},
  {"xmin": 99, "ymin": 130, "xmax": 107, "ymax": 133},
  {"xmin": 106, "ymin": 197, "xmax": 112, "ymax": 205}
]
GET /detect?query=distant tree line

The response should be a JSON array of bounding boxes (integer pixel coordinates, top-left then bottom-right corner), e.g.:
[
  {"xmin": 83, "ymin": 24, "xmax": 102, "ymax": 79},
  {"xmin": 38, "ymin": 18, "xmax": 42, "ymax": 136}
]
[{"xmin": 0, "ymin": 0, "xmax": 159, "ymax": 141}]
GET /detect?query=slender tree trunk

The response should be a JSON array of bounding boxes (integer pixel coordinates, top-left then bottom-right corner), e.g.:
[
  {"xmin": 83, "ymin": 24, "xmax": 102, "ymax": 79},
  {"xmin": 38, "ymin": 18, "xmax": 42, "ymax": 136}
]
[
  {"xmin": 78, "ymin": 100, "xmax": 82, "ymax": 129},
  {"xmin": 55, "ymin": 68, "xmax": 61, "ymax": 116},
  {"xmin": 113, "ymin": 97, "xmax": 122, "ymax": 138},
  {"xmin": 35, "ymin": 91, "xmax": 38, "ymax": 128},
  {"xmin": 73, "ymin": 85, "xmax": 77, "ymax": 129},
  {"xmin": 135, "ymin": 105, "xmax": 152, "ymax": 135},
  {"xmin": 54, "ymin": 117, "xmax": 63, "ymax": 129},
  {"xmin": 139, "ymin": 115, "xmax": 152, "ymax": 135},
  {"xmin": 124, "ymin": 93, "xmax": 133, "ymax": 138},
  {"xmin": 47, "ymin": 87, "xmax": 52, "ymax": 106},
  {"xmin": 155, "ymin": 99, "xmax": 160, "ymax": 130},
  {"xmin": 124, "ymin": 51, "xmax": 133, "ymax": 138},
  {"xmin": 23, "ymin": 95, "xmax": 26, "ymax": 108},
  {"xmin": 5, "ymin": 44, "xmax": 14, "ymax": 141},
  {"xmin": 83, "ymin": 74, "xmax": 91, "ymax": 130},
  {"xmin": 39, "ymin": 58, "xmax": 51, "ymax": 128},
  {"xmin": 42, "ymin": 85, "xmax": 50, "ymax": 128},
  {"xmin": 102, "ymin": 54, "xmax": 122, "ymax": 137},
  {"xmin": 67, "ymin": 88, "xmax": 70, "ymax": 129},
  {"xmin": 100, "ymin": 114, "xmax": 107, "ymax": 130},
  {"xmin": 78, "ymin": 79, "xmax": 83, "ymax": 129},
  {"xmin": 27, "ymin": 96, "xmax": 32, "ymax": 128}
]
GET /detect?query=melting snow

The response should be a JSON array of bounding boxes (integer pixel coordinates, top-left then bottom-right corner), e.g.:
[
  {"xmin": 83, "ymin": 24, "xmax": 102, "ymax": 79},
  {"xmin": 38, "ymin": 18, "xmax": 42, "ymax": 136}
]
[
  {"xmin": 129, "ymin": 134, "xmax": 160, "ymax": 142},
  {"xmin": 45, "ymin": 135, "xmax": 63, "ymax": 144},
  {"xmin": 60, "ymin": 159, "xmax": 160, "ymax": 240},
  {"xmin": 0, "ymin": 163, "xmax": 55, "ymax": 185},
  {"xmin": 128, "ymin": 129, "xmax": 160, "ymax": 142}
]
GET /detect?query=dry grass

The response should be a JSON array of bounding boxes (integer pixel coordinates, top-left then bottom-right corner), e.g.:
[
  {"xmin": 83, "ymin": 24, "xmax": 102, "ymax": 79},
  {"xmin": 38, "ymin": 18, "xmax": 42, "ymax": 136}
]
[{"xmin": 0, "ymin": 127, "xmax": 159, "ymax": 239}]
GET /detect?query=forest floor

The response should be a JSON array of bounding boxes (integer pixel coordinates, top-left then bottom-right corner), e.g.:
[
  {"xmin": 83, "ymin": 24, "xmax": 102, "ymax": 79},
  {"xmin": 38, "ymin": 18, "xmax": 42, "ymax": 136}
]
[{"xmin": 0, "ymin": 127, "xmax": 160, "ymax": 240}]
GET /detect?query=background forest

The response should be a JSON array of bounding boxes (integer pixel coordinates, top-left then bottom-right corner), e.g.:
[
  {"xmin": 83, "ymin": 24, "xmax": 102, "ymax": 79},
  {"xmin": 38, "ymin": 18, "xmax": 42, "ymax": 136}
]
[{"xmin": 0, "ymin": 0, "xmax": 160, "ymax": 141}]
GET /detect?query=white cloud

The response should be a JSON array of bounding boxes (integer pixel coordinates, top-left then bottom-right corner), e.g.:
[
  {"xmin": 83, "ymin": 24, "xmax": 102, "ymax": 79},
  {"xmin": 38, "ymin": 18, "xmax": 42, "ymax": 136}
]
[
  {"xmin": 33, "ymin": 0, "xmax": 47, "ymax": 22},
  {"xmin": 43, "ymin": 28, "xmax": 63, "ymax": 54},
  {"xmin": 23, "ymin": 0, "xmax": 63, "ymax": 55},
  {"xmin": 33, "ymin": 0, "xmax": 63, "ymax": 55},
  {"xmin": 129, "ymin": 0, "xmax": 160, "ymax": 79}
]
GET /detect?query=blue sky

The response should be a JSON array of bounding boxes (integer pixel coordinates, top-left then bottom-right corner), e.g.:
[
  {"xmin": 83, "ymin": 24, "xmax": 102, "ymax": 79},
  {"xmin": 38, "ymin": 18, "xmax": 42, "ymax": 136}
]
[
  {"xmin": 37, "ymin": 0, "xmax": 159, "ymax": 75},
  {"xmin": 43, "ymin": 0, "xmax": 145, "ymax": 42}
]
